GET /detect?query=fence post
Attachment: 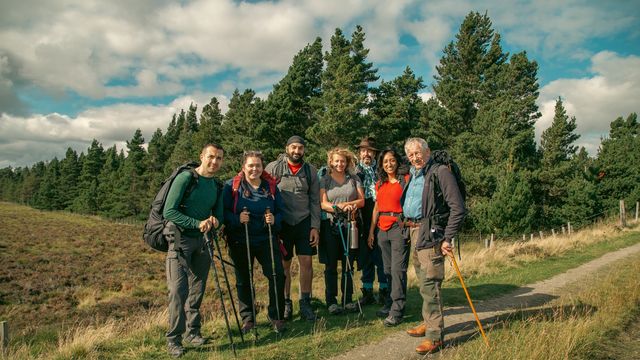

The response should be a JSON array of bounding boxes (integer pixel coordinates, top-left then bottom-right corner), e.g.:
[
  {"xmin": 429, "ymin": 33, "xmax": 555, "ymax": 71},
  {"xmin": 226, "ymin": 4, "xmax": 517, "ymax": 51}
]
[
  {"xmin": 539, "ymin": 231, "xmax": 543, "ymax": 240},
  {"xmin": 551, "ymin": 229, "xmax": 556, "ymax": 237},
  {"xmin": 635, "ymin": 201, "xmax": 638, "ymax": 222},
  {"xmin": 561, "ymin": 226, "xmax": 565, "ymax": 235},
  {"xmin": 490, "ymin": 233, "xmax": 494, "ymax": 248},
  {"xmin": 1, "ymin": 321, "xmax": 8, "ymax": 353},
  {"xmin": 530, "ymin": 233, "xmax": 534, "ymax": 241},
  {"xmin": 568, "ymin": 222, "xmax": 572, "ymax": 235},
  {"xmin": 619, "ymin": 200, "xmax": 626, "ymax": 227},
  {"xmin": 484, "ymin": 238, "xmax": 489, "ymax": 248},
  {"xmin": 522, "ymin": 234, "xmax": 526, "ymax": 241}
]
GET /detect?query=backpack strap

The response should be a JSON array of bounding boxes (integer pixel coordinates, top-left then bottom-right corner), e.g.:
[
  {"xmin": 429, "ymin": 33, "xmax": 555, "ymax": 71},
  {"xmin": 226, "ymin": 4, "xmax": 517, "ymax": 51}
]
[{"xmin": 231, "ymin": 172, "xmax": 243, "ymax": 214}]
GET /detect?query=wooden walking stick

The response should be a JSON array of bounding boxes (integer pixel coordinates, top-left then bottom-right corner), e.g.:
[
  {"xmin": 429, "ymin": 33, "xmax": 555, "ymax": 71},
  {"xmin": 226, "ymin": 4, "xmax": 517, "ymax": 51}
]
[{"xmin": 448, "ymin": 253, "xmax": 490, "ymax": 347}]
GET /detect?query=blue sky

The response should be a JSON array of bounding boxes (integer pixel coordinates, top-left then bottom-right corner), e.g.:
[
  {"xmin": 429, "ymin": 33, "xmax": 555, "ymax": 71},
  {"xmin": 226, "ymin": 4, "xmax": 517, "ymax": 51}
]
[{"xmin": 1, "ymin": 0, "xmax": 639, "ymax": 167}]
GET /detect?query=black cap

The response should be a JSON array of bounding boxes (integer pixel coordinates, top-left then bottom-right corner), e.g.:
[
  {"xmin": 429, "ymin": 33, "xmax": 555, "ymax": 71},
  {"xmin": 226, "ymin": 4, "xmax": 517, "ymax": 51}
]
[{"xmin": 286, "ymin": 135, "xmax": 306, "ymax": 146}]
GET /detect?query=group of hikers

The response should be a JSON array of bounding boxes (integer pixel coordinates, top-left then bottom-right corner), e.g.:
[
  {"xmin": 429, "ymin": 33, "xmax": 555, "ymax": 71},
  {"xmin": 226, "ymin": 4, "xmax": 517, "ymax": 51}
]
[{"xmin": 159, "ymin": 135, "xmax": 466, "ymax": 358}]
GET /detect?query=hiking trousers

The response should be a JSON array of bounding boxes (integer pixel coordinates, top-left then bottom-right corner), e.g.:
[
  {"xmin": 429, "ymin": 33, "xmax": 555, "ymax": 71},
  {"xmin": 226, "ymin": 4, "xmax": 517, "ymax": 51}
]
[
  {"xmin": 416, "ymin": 245, "xmax": 445, "ymax": 342},
  {"xmin": 359, "ymin": 198, "xmax": 387, "ymax": 288},
  {"xmin": 377, "ymin": 223, "xmax": 410, "ymax": 318},
  {"xmin": 166, "ymin": 234, "xmax": 210, "ymax": 344},
  {"xmin": 228, "ymin": 238, "xmax": 286, "ymax": 323}
]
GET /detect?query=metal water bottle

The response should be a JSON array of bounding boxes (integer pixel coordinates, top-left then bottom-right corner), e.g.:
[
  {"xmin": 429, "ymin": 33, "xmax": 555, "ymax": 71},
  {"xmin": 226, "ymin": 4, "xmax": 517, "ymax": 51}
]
[{"xmin": 349, "ymin": 211, "xmax": 359, "ymax": 249}]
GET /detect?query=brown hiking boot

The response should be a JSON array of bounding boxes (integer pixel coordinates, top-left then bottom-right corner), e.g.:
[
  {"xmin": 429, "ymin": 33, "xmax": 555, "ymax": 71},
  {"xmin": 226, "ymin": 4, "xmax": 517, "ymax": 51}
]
[
  {"xmin": 406, "ymin": 323, "xmax": 426, "ymax": 337},
  {"xmin": 415, "ymin": 339, "xmax": 443, "ymax": 355}
]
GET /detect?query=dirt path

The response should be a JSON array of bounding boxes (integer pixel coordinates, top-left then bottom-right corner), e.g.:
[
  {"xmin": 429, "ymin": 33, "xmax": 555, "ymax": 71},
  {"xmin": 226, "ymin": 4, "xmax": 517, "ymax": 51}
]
[{"xmin": 330, "ymin": 242, "xmax": 640, "ymax": 360}]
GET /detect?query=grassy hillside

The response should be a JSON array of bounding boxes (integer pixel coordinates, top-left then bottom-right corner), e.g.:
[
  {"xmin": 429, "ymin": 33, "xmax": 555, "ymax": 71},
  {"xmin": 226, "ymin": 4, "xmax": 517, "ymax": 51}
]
[
  {"xmin": 0, "ymin": 202, "xmax": 166, "ymax": 350},
  {"xmin": 1, "ymin": 201, "xmax": 639, "ymax": 359}
]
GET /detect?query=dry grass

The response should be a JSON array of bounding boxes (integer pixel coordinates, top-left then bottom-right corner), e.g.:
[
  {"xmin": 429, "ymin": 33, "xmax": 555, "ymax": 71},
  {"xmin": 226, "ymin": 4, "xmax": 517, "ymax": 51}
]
[
  {"xmin": 2, "ymin": 200, "xmax": 638, "ymax": 360},
  {"xmin": 442, "ymin": 251, "xmax": 640, "ymax": 360},
  {"xmin": 442, "ymin": 221, "xmax": 630, "ymax": 281}
]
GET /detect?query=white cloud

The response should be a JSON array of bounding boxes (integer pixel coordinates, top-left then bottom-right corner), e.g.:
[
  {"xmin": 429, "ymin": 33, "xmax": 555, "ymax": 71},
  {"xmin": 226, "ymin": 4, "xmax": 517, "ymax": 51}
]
[
  {"xmin": 0, "ymin": 92, "xmax": 230, "ymax": 167},
  {"xmin": 537, "ymin": 51, "xmax": 640, "ymax": 155}
]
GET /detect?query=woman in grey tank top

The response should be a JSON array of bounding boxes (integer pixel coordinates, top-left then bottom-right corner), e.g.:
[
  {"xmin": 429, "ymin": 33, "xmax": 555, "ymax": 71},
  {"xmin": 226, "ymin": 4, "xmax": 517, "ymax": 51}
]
[{"xmin": 318, "ymin": 147, "xmax": 365, "ymax": 314}]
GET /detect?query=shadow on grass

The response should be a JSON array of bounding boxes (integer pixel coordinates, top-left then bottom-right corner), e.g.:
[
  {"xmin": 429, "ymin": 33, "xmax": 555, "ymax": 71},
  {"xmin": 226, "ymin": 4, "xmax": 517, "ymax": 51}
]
[{"xmin": 444, "ymin": 301, "xmax": 598, "ymax": 348}]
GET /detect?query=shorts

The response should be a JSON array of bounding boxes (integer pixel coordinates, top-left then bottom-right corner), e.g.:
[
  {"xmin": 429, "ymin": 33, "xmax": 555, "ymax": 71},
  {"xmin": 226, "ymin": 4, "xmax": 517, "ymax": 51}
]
[{"xmin": 280, "ymin": 216, "xmax": 317, "ymax": 261}]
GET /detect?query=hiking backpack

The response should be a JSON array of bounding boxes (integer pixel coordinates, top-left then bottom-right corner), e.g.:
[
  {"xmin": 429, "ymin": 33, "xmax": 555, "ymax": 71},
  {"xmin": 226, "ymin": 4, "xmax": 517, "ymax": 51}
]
[
  {"xmin": 431, "ymin": 150, "xmax": 467, "ymax": 203},
  {"xmin": 143, "ymin": 162, "xmax": 200, "ymax": 252},
  {"xmin": 430, "ymin": 150, "xmax": 466, "ymax": 259}
]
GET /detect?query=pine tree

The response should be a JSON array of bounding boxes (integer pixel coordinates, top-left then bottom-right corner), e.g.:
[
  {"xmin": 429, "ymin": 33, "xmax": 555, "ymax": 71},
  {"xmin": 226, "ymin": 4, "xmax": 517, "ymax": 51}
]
[
  {"xmin": 97, "ymin": 145, "xmax": 128, "ymax": 217},
  {"xmin": 33, "ymin": 158, "xmax": 62, "ymax": 210},
  {"xmin": 220, "ymin": 89, "xmax": 269, "ymax": 178},
  {"xmin": 59, "ymin": 148, "xmax": 80, "ymax": 210},
  {"xmin": 265, "ymin": 38, "xmax": 323, "ymax": 161},
  {"xmin": 122, "ymin": 129, "xmax": 147, "ymax": 217},
  {"xmin": 71, "ymin": 139, "xmax": 105, "ymax": 214},
  {"xmin": 193, "ymin": 97, "xmax": 224, "ymax": 155},
  {"xmin": 432, "ymin": 11, "xmax": 507, "ymax": 143},
  {"xmin": 539, "ymin": 98, "xmax": 581, "ymax": 226},
  {"xmin": 475, "ymin": 171, "xmax": 538, "ymax": 235},
  {"xmin": 597, "ymin": 113, "xmax": 640, "ymax": 209},
  {"xmin": 307, "ymin": 26, "xmax": 378, "ymax": 150},
  {"xmin": 369, "ymin": 66, "xmax": 425, "ymax": 150}
]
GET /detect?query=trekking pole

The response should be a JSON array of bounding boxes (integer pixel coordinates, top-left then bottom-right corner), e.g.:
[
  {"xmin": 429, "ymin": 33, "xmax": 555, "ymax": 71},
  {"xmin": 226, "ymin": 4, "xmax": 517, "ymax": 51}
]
[
  {"xmin": 265, "ymin": 207, "xmax": 282, "ymax": 325},
  {"xmin": 212, "ymin": 229, "xmax": 244, "ymax": 344},
  {"xmin": 203, "ymin": 231, "xmax": 237, "ymax": 357},
  {"xmin": 242, "ymin": 207, "xmax": 259, "ymax": 343},
  {"xmin": 336, "ymin": 213, "xmax": 362, "ymax": 316},
  {"xmin": 447, "ymin": 253, "xmax": 489, "ymax": 347}
]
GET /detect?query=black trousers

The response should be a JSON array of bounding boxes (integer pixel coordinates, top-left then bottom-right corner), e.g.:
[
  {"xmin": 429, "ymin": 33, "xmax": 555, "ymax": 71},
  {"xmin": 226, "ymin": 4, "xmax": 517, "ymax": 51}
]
[
  {"xmin": 228, "ymin": 238, "xmax": 285, "ymax": 322},
  {"xmin": 320, "ymin": 219, "xmax": 357, "ymax": 306},
  {"xmin": 359, "ymin": 198, "xmax": 386, "ymax": 286},
  {"xmin": 377, "ymin": 223, "xmax": 410, "ymax": 317}
]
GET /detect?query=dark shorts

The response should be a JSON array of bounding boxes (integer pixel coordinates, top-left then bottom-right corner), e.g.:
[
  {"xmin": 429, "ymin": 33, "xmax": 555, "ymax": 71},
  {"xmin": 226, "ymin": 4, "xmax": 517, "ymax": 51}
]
[{"xmin": 280, "ymin": 216, "xmax": 317, "ymax": 261}]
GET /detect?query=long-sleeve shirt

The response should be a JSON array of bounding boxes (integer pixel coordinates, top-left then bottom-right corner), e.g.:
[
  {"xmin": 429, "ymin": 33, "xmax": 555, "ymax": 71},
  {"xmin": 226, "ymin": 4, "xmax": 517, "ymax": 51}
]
[
  {"xmin": 223, "ymin": 178, "xmax": 283, "ymax": 245},
  {"xmin": 163, "ymin": 171, "xmax": 223, "ymax": 237}
]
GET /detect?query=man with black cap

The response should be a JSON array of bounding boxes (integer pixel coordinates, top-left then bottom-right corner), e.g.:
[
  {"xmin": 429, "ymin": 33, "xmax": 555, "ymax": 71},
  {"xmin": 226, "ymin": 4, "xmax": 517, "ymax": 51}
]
[
  {"xmin": 265, "ymin": 135, "xmax": 321, "ymax": 321},
  {"xmin": 354, "ymin": 137, "xmax": 388, "ymax": 308}
]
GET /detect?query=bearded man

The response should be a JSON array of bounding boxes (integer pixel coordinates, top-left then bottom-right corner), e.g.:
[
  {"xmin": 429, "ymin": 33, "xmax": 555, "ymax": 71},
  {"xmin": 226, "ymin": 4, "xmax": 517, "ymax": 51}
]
[{"xmin": 265, "ymin": 135, "xmax": 321, "ymax": 321}]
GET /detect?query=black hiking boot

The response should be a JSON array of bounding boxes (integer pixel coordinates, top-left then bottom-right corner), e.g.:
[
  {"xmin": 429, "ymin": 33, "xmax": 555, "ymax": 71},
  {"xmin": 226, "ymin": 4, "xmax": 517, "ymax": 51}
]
[
  {"xmin": 376, "ymin": 288, "xmax": 389, "ymax": 305},
  {"xmin": 357, "ymin": 288, "xmax": 376, "ymax": 306},
  {"xmin": 299, "ymin": 298, "xmax": 317, "ymax": 321}
]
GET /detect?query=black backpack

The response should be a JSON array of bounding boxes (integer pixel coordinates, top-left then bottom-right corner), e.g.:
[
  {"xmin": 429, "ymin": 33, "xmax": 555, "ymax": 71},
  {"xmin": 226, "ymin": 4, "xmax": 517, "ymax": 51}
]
[
  {"xmin": 143, "ymin": 162, "xmax": 200, "ymax": 252},
  {"xmin": 431, "ymin": 150, "xmax": 467, "ymax": 202}
]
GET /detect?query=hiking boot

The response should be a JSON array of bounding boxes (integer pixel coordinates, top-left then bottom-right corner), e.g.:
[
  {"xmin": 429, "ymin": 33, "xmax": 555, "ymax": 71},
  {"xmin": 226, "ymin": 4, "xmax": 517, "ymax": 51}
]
[
  {"xmin": 184, "ymin": 333, "xmax": 207, "ymax": 347},
  {"xmin": 299, "ymin": 298, "xmax": 317, "ymax": 321},
  {"xmin": 283, "ymin": 299, "xmax": 293, "ymax": 321},
  {"xmin": 415, "ymin": 339, "xmax": 443, "ymax": 355},
  {"xmin": 383, "ymin": 314, "xmax": 403, "ymax": 327},
  {"xmin": 271, "ymin": 319, "xmax": 287, "ymax": 333},
  {"xmin": 406, "ymin": 323, "xmax": 426, "ymax": 337},
  {"xmin": 167, "ymin": 342, "xmax": 185, "ymax": 358},
  {"xmin": 344, "ymin": 302, "xmax": 359, "ymax": 313},
  {"xmin": 328, "ymin": 303, "xmax": 343, "ymax": 315},
  {"xmin": 376, "ymin": 288, "xmax": 389, "ymax": 305},
  {"xmin": 376, "ymin": 304, "xmax": 391, "ymax": 318},
  {"xmin": 357, "ymin": 288, "xmax": 375, "ymax": 306},
  {"xmin": 241, "ymin": 321, "xmax": 255, "ymax": 335}
]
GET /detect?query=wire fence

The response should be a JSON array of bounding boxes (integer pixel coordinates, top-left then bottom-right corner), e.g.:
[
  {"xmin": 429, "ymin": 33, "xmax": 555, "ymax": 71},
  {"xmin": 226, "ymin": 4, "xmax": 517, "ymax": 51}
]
[{"xmin": 455, "ymin": 200, "xmax": 639, "ymax": 249}]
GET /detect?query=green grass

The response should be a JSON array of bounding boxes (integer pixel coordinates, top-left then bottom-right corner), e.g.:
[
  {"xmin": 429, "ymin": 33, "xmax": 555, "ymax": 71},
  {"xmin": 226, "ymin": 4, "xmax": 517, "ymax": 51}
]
[
  {"xmin": 1, "ymin": 201, "xmax": 639, "ymax": 359},
  {"xmin": 440, "ymin": 252, "xmax": 640, "ymax": 360},
  {"xmin": 442, "ymin": 229, "xmax": 640, "ymax": 306}
]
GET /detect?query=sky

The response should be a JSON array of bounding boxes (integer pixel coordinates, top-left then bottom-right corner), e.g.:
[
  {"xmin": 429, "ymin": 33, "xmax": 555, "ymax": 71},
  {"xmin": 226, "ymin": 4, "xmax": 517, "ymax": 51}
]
[{"xmin": 1, "ymin": 0, "xmax": 639, "ymax": 168}]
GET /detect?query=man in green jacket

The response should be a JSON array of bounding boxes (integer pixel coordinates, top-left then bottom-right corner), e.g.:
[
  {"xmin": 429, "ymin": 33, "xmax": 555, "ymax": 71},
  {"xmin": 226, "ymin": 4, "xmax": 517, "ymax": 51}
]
[{"xmin": 163, "ymin": 143, "xmax": 224, "ymax": 358}]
